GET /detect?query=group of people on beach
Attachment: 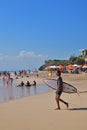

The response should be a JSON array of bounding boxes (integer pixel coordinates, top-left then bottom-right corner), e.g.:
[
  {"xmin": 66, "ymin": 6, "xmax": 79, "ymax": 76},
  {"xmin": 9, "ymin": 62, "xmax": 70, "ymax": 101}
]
[
  {"xmin": 17, "ymin": 80, "xmax": 36, "ymax": 87},
  {"xmin": 0, "ymin": 70, "xmax": 69, "ymax": 110},
  {"xmin": 0, "ymin": 71, "xmax": 37, "ymax": 88},
  {"xmin": 1, "ymin": 72, "xmax": 13, "ymax": 86}
]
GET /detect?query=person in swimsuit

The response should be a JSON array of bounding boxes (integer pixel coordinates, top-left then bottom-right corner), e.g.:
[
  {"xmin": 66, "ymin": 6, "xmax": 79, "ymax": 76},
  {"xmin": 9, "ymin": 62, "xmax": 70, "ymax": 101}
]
[
  {"xmin": 33, "ymin": 80, "xmax": 36, "ymax": 86},
  {"xmin": 25, "ymin": 81, "xmax": 31, "ymax": 87},
  {"xmin": 17, "ymin": 81, "xmax": 24, "ymax": 87},
  {"xmin": 55, "ymin": 70, "xmax": 69, "ymax": 110}
]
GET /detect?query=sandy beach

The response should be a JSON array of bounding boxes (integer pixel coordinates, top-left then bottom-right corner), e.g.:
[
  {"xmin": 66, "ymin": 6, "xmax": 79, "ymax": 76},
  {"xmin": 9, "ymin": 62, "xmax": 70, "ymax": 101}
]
[{"xmin": 0, "ymin": 71, "xmax": 87, "ymax": 130}]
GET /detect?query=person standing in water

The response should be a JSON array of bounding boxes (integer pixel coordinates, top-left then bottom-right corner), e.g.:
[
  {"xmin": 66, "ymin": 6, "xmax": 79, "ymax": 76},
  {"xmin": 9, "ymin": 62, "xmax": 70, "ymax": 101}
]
[{"xmin": 55, "ymin": 70, "xmax": 69, "ymax": 110}]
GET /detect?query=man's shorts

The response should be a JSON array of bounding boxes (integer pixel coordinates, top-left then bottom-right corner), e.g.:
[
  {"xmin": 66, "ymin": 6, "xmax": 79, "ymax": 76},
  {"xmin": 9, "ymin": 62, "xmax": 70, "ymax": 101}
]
[{"xmin": 55, "ymin": 90, "xmax": 62, "ymax": 99}]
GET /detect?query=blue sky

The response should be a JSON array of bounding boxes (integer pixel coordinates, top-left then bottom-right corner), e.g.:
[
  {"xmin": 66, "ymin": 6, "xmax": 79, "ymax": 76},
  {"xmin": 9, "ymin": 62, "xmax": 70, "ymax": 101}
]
[{"xmin": 0, "ymin": 0, "xmax": 87, "ymax": 71}]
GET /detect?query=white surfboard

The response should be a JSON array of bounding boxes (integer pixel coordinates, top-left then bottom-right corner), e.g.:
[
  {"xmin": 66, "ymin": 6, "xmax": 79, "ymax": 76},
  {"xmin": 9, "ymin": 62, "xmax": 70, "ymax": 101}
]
[{"xmin": 43, "ymin": 78, "xmax": 77, "ymax": 93}]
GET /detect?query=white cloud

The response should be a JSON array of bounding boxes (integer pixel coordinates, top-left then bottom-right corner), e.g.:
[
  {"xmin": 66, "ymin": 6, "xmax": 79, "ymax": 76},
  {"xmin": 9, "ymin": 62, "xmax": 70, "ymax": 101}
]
[
  {"xmin": 0, "ymin": 53, "xmax": 9, "ymax": 60},
  {"xmin": 0, "ymin": 51, "xmax": 48, "ymax": 71},
  {"xmin": 19, "ymin": 50, "xmax": 47, "ymax": 58},
  {"xmin": 19, "ymin": 50, "xmax": 35, "ymax": 57}
]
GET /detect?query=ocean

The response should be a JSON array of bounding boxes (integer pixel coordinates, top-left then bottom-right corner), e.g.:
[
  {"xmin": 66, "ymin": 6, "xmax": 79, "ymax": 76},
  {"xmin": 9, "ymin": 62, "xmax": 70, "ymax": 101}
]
[{"xmin": 0, "ymin": 78, "xmax": 50, "ymax": 103}]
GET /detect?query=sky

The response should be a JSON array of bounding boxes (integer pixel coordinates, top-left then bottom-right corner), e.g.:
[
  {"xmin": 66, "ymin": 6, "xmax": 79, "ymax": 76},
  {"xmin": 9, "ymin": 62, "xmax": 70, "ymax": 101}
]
[{"xmin": 0, "ymin": 0, "xmax": 87, "ymax": 71}]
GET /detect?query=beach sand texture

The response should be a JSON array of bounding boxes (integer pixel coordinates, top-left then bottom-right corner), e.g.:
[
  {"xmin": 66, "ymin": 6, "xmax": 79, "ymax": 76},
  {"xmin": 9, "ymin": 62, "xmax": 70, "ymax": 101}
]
[{"xmin": 0, "ymin": 72, "xmax": 87, "ymax": 130}]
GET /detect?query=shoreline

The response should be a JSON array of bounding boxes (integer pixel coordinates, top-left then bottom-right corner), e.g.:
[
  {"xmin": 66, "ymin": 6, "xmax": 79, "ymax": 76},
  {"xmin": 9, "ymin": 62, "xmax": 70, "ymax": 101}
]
[
  {"xmin": 0, "ymin": 72, "xmax": 87, "ymax": 130},
  {"xmin": 15, "ymin": 71, "xmax": 87, "ymax": 83}
]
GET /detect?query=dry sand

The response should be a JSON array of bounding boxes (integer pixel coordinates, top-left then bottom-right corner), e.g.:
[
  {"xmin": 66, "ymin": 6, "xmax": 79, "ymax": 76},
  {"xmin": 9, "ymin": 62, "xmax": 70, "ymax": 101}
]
[{"xmin": 0, "ymin": 71, "xmax": 87, "ymax": 130}]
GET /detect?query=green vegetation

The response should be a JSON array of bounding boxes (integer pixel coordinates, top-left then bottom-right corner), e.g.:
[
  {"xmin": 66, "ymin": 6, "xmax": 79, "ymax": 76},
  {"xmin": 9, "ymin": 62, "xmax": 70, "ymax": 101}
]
[{"xmin": 39, "ymin": 55, "xmax": 85, "ymax": 71}]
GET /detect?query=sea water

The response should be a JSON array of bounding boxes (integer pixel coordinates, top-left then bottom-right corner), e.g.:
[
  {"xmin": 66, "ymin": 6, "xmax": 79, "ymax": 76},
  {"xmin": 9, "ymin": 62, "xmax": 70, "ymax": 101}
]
[{"xmin": 0, "ymin": 79, "xmax": 50, "ymax": 103}]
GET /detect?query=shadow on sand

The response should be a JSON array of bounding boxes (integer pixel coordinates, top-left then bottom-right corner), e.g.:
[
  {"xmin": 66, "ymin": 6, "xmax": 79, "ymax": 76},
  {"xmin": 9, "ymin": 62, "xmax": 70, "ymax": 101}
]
[{"xmin": 69, "ymin": 107, "xmax": 87, "ymax": 111}]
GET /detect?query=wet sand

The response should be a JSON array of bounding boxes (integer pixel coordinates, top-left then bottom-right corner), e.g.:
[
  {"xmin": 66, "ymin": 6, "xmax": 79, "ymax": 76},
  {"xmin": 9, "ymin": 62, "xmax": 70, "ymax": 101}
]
[{"xmin": 0, "ymin": 71, "xmax": 87, "ymax": 130}]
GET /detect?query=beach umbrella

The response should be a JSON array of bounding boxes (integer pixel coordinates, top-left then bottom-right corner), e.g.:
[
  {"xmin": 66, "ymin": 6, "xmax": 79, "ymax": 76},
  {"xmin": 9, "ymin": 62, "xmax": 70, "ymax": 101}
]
[
  {"xmin": 73, "ymin": 64, "xmax": 80, "ymax": 68},
  {"xmin": 44, "ymin": 66, "xmax": 51, "ymax": 71},
  {"xmin": 82, "ymin": 64, "xmax": 87, "ymax": 68},
  {"xmin": 45, "ymin": 65, "xmax": 58, "ymax": 71},
  {"xmin": 73, "ymin": 64, "xmax": 78, "ymax": 67},
  {"xmin": 50, "ymin": 65, "xmax": 57, "ymax": 69},
  {"xmin": 57, "ymin": 65, "xmax": 64, "ymax": 70},
  {"xmin": 66, "ymin": 64, "xmax": 74, "ymax": 70}
]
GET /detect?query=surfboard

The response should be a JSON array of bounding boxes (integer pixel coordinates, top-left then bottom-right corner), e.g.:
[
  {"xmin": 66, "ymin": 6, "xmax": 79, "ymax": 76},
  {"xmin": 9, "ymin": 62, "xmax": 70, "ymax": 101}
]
[{"xmin": 43, "ymin": 78, "xmax": 77, "ymax": 93}]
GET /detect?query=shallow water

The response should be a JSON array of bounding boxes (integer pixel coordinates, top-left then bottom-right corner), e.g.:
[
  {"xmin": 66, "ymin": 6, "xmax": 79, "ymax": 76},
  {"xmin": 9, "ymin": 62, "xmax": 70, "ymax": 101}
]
[{"xmin": 0, "ymin": 79, "xmax": 50, "ymax": 103}]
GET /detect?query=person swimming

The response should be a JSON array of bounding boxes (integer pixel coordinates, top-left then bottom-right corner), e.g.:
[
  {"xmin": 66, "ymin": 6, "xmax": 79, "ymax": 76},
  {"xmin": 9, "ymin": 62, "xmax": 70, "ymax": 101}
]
[
  {"xmin": 25, "ymin": 81, "xmax": 31, "ymax": 87},
  {"xmin": 17, "ymin": 81, "xmax": 24, "ymax": 87}
]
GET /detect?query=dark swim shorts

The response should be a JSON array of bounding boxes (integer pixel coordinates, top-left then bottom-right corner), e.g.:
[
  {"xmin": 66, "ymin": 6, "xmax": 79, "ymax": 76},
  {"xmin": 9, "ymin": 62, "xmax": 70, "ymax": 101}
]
[{"xmin": 55, "ymin": 90, "xmax": 62, "ymax": 98}]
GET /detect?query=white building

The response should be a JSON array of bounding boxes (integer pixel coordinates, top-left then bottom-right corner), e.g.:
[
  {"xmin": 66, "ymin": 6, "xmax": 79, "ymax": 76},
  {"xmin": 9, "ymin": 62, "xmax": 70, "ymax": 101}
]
[
  {"xmin": 81, "ymin": 49, "xmax": 87, "ymax": 57},
  {"xmin": 80, "ymin": 49, "xmax": 87, "ymax": 63}
]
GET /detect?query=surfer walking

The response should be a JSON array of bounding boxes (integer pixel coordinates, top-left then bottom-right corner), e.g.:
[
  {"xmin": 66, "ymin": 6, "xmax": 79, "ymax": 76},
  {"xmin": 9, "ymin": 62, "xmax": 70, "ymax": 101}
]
[{"xmin": 55, "ymin": 70, "xmax": 69, "ymax": 110}]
